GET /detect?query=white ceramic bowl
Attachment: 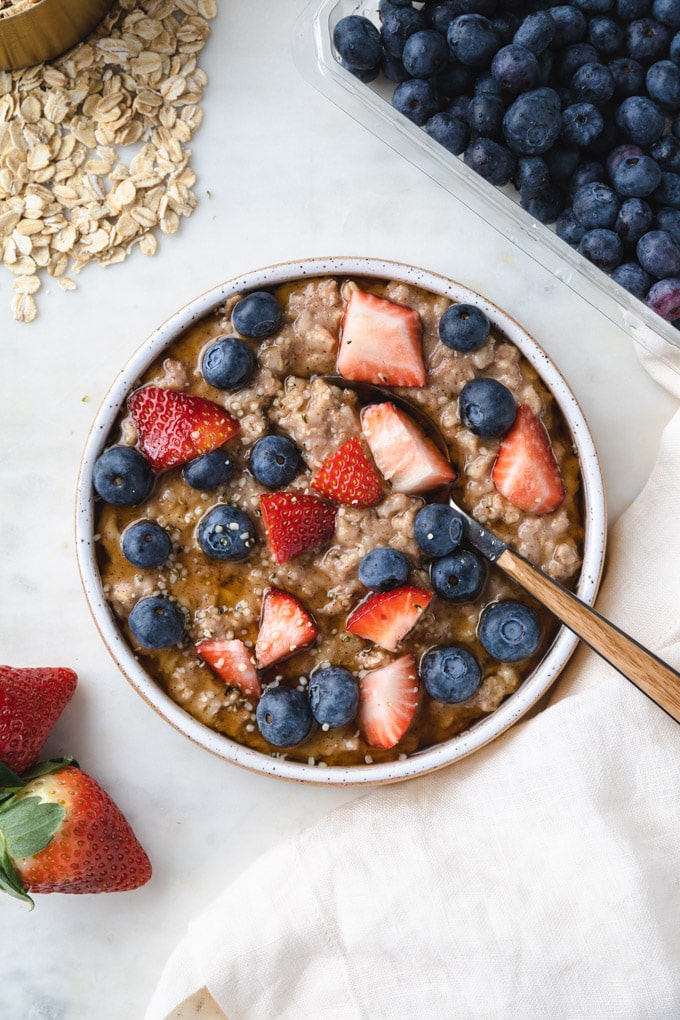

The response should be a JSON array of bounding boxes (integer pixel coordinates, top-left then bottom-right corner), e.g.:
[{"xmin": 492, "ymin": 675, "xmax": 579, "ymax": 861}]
[{"xmin": 75, "ymin": 256, "xmax": 606, "ymax": 785}]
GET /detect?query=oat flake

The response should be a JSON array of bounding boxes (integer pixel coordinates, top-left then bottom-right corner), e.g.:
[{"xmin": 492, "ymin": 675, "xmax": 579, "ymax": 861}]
[{"xmin": 0, "ymin": 0, "xmax": 215, "ymax": 322}]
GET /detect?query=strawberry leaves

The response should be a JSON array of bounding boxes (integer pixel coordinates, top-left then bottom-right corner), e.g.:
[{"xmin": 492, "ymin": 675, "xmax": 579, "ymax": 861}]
[{"xmin": 0, "ymin": 758, "xmax": 73, "ymax": 906}]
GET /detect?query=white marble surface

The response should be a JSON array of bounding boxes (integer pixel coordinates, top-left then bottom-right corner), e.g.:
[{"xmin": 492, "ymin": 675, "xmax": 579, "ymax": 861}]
[{"xmin": 1, "ymin": 2, "xmax": 678, "ymax": 1018}]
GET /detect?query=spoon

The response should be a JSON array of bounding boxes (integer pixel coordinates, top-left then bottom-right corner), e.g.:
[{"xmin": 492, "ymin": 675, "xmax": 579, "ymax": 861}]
[{"xmin": 321, "ymin": 375, "xmax": 680, "ymax": 723}]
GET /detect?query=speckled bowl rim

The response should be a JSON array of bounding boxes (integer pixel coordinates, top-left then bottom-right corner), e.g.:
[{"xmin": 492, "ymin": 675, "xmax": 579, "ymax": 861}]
[{"xmin": 75, "ymin": 256, "xmax": 607, "ymax": 786}]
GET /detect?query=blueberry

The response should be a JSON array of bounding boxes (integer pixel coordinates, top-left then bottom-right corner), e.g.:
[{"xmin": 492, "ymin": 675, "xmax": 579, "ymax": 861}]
[
  {"xmin": 358, "ymin": 547, "xmax": 409, "ymax": 592},
  {"xmin": 458, "ymin": 377, "xmax": 516, "ymax": 439},
  {"xmin": 573, "ymin": 181, "xmax": 620, "ymax": 227},
  {"xmin": 652, "ymin": 171, "xmax": 680, "ymax": 207},
  {"xmin": 402, "ymin": 29, "xmax": 450, "ymax": 77},
  {"xmin": 201, "ymin": 336, "xmax": 256, "ymax": 391},
  {"xmin": 561, "ymin": 103, "xmax": 604, "ymax": 147},
  {"xmin": 513, "ymin": 11, "xmax": 556, "ymax": 54},
  {"xmin": 392, "ymin": 78, "xmax": 441, "ymax": 125},
  {"xmin": 650, "ymin": 134, "xmax": 680, "ymax": 172},
  {"xmin": 381, "ymin": 7, "xmax": 426, "ymax": 58},
  {"xmin": 122, "ymin": 520, "xmax": 172, "ymax": 568},
  {"xmin": 465, "ymin": 94, "xmax": 505, "ymax": 138},
  {"xmin": 491, "ymin": 44, "xmax": 539, "ymax": 93},
  {"xmin": 637, "ymin": 228, "xmax": 680, "ymax": 276},
  {"xmin": 610, "ymin": 154, "xmax": 662, "ymax": 197},
  {"xmin": 615, "ymin": 94, "xmax": 664, "ymax": 145},
  {"xmin": 548, "ymin": 6, "xmax": 588, "ymax": 48},
  {"xmin": 608, "ymin": 56, "xmax": 646, "ymax": 96},
  {"xmin": 182, "ymin": 448, "xmax": 233, "ymax": 490},
  {"xmin": 342, "ymin": 60, "xmax": 381, "ymax": 84},
  {"xmin": 520, "ymin": 184, "xmax": 565, "ymax": 223},
  {"xmin": 381, "ymin": 52, "xmax": 411, "ymax": 84},
  {"xmin": 571, "ymin": 0, "xmax": 616, "ymax": 11},
  {"xmin": 448, "ymin": 95, "xmax": 471, "ymax": 119},
  {"xmin": 535, "ymin": 49, "xmax": 555, "ymax": 87},
  {"xmin": 464, "ymin": 137, "xmax": 516, "ymax": 185},
  {"xmin": 571, "ymin": 62, "xmax": 615, "ymax": 105},
  {"xmin": 557, "ymin": 42, "xmax": 599, "ymax": 84},
  {"xmin": 307, "ymin": 667, "xmax": 359, "ymax": 727},
  {"xmin": 568, "ymin": 159, "xmax": 606, "ymax": 196},
  {"xmin": 420, "ymin": 645, "xmax": 482, "ymax": 703},
  {"xmin": 556, "ymin": 208, "xmax": 587, "ymax": 245},
  {"xmin": 249, "ymin": 434, "xmax": 301, "ymax": 488},
  {"xmin": 646, "ymin": 275, "xmax": 680, "ymax": 318},
  {"xmin": 431, "ymin": 549, "xmax": 487, "ymax": 603},
  {"xmin": 617, "ymin": 0, "xmax": 653, "ymax": 19},
  {"xmin": 438, "ymin": 302, "xmax": 490, "ymax": 351},
  {"xmin": 615, "ymin": 197, "xmax": 654, "ymax": 245},
  {"xmin": 447, "ymin": 14, "xmax": 501, "ymax": 68},
  {"xmin": 333, "ymin": 15, "xmax": 382, "ymax": 70},
  {"xmin": 654, "ymin": 205, "xmax": 680, "ymax": 243},
  {"xmin": 478, "ymin": 600, "xmax": 541, "ymax": 661},
  {"xmin": 515, "ymin": 155, "xmax": 550, "ymax": 197},
  {"xmin": 653, "ymin": 0, "xmax": 680, "ymax": 28},
  {"xmin": 93, "ymin": 446, "xmax": 154, "ymax": 507},
  {"xmin": 197, "ymin": 505, "xmax": 256, "ymax": 561},
  {"xmin": 578, "ymin": 228, "xmax": 625, "ymax": 269},
  {"xmin": 672, "ymin": 28, "xmax": 680, "ymax": 64},
  {"xmin": 625, "ymin": 17, "xmax": 670, "ymax": 63},
  {"xmin": 425, "ymin": 2, "xmax": 463, "ymax": 36},
  {"xmin": 414, "ymin": 504, "xmax": 464, "ymax": 558},
  {"xmin": 502, "ymin": 87, "xmax": 563, "ymax": 155},
  {"xmin": 474, "ymin": 71, "xmax": 505, "ymax": 98},
  {"xmin": 646, "ymin": 58, "xmax": 680, "ymax": 108},
  {"xmin": 232, "ymin": 291, "xmax": 282, "ymax": 339},
  {"xmin": 128, "ymin": 596, "xmax": 185, "ymax": 649},
  {"xmin": 611, "ymin": 260, "xmax": 654, "ymax": 297},
  {"xmin": 425, "ymin": 111, "xmax": 470, "ymax": 155},
  {"xmin": 256, "ymin": 686, "xmax": 313, "ymax": 747},
  {"xmin": 492, "ymin": 12, "xmax": 523, "ymax": 46},
  {"xmin": 607, "ymin": 142, "xmax": 645, "ymax": 177},
  {"xmin": 588, "ymin": 16, "xmax": 625, "ymax": 54}
]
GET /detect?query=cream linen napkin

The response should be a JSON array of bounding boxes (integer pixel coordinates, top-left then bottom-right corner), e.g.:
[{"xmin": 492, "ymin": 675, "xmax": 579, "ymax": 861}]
[{"xmin": 146, "ymin": 343, "xmax": 680, "ymax": 1020}]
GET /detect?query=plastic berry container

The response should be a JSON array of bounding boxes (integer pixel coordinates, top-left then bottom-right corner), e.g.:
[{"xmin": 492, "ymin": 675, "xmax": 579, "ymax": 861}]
[{"xmin": 292, "ymin": 0, "xmax": 680, "ymax": 370}]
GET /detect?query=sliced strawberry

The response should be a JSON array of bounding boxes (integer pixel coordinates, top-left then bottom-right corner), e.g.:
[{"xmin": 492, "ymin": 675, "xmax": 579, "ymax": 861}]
[
  {"xmin": 346, "ymin": 585, "xmax": 433, "ymax": 652},
  {"xmin": 255, "ymin": 588, "xmax": 318, "ymax": 669},
  {"xmin": 259, "ymin": 491, "xmax": 337, "ymax": 564},
  {"xmin": 311, "ymin": 436, "xmax": 382, "ymax": 507},
  {"xmin": 359, "ymin": 654, "xmax": 420, "ymax": 749},
  {"xmin": 337, "ymin": 288, "xmax": 426, "ymax": 388},
  {"xmin": 361, "ymin": 401, "xmax": 456, "ymax": 494},
  {"xmin": 491, "ymin": 404, "xmax": 566, "ymax": 515},
  {"xmin": 196, "ymin": 639, "xmax": 260, "ymax": 701},
  {"xmin": 128, "ymin": 385, "xmax": 240, "ymax": 471},
  {"xmin": 1, "ymin": 762, "xmax": 151, "ymax": 902},
  {"xmin": 0, "ymin": 666, "xmax": 77, "ymax": 774}
]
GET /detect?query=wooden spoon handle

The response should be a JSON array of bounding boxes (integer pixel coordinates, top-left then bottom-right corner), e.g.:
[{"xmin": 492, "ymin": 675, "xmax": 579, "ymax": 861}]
[{"xmin": 497, "ymin": 547, "xmax": 680, "ymax": 723}]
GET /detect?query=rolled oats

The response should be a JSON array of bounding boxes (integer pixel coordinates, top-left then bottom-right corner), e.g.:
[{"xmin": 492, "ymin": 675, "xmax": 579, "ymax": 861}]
[{"xmin": 0, "ymin": 0, "xmax": 215, "ymax": 321}]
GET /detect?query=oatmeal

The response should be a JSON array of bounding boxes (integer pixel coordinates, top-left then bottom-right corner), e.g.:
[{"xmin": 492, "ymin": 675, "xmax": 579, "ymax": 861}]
[{"xmin": 93, "ymin": 274, "xmax": 584, "ymax": 766}]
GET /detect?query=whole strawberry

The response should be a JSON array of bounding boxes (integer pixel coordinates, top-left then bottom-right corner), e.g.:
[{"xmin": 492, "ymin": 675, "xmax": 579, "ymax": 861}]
[
  {"xmin": 0, "ymin": 759, "xmax": 151, "ymax": 904},
  {"xmin": 0, "ymin": 666, "xmax": 77, "ymax": 774}
]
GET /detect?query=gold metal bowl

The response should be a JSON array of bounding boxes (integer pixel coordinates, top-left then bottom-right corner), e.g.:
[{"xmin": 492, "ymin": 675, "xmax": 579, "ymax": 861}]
[{"xmin": 0, "ymin": 0, "xmax": 114, "ymax": 70}]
